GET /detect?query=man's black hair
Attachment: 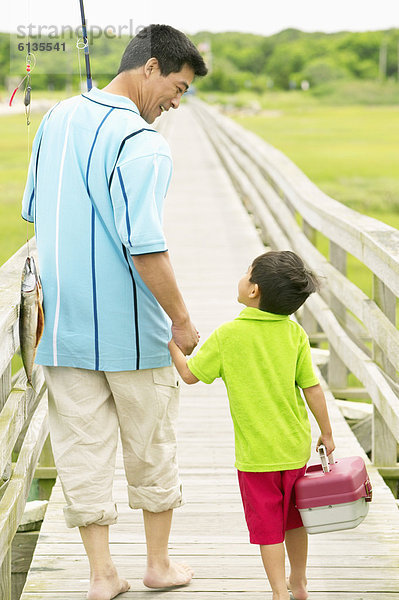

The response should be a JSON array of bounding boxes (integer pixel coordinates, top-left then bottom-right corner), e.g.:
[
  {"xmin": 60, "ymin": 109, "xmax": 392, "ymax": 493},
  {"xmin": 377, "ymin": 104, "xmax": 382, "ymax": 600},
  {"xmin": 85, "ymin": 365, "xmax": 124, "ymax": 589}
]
[
  {"xmin": 118, "ymin": 24, "xmax": 208, "ymax": 77},
  {"xmin": 249, "ymin": 251, "xmax": 319, "ymax": 315}
]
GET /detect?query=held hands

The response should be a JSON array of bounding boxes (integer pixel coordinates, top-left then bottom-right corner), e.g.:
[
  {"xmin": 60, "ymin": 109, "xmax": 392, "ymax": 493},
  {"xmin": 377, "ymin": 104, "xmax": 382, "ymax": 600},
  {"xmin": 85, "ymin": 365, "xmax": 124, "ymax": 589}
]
[
  {"xmin": 316, "ymin": 434, "xmax": 336, "ymax": 457},
  {"xmin": 171, "ymin": 319, "xmax": 199, "ymax": 356},
  {"xmin": 168, "ymin": 338, "xmax": 199, "ymax": 384}
]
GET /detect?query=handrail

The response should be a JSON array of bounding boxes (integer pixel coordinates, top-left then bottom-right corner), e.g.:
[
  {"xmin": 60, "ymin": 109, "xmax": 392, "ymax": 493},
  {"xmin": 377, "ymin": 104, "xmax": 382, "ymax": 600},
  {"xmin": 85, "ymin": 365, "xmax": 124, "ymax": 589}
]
[
  {"xmin": 0, "ymin": 241, "xmax": 51, "ymax": 600},
  {"xmin": 191, "ymin": 98, "xmax": 399, "ymax": 471}
]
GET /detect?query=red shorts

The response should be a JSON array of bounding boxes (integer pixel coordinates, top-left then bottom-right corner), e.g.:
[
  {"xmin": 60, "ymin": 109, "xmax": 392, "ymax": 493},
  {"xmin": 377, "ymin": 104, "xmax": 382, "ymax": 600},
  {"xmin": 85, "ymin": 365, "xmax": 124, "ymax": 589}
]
[{"xmin": 238, "ymin": 467, "xmax": 306, "ymax": 545}]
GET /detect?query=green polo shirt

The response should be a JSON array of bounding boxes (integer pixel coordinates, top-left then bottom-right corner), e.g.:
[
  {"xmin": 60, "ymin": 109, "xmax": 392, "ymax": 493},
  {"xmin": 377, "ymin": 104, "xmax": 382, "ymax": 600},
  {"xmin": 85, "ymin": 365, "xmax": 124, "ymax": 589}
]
[{"xmin": 187, "ymin": 307, "xmax": 319, "ymax": 472}]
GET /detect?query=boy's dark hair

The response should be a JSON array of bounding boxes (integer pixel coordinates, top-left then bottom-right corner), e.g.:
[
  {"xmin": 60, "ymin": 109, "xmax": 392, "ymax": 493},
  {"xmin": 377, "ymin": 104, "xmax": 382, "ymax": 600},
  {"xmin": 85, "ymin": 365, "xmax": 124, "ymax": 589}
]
[
  {"xmin": 118, "ymin": 24, "xmax": 208, "ymax": 77},
  {"xmin": 249, "ymin": 251, "xmax": 319, "ymax": 315}
]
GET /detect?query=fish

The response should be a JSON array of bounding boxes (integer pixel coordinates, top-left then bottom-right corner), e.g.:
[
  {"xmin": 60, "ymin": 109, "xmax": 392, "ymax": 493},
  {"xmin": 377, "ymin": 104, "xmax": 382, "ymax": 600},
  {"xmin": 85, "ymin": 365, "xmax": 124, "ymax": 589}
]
[{"xmin": 19, "ymin": 256, "xmax": 44, "ymax": 386}]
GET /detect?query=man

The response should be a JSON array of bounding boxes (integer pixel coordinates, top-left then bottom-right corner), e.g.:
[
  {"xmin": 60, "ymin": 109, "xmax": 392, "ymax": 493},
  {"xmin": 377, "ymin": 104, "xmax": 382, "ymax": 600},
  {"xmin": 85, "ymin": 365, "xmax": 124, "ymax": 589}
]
[{"xmin": 22, "ymin": 24, "xmax": 207, "ymax": 600}]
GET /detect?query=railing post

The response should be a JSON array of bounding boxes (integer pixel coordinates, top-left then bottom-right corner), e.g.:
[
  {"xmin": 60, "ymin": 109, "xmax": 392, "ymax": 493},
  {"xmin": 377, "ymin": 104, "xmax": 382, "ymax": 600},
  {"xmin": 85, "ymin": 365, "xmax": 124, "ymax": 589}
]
[
  {"xmin": 0, "ymin": 363, "xmax": 12, "ymax": 600},
  {"xmin": 328, "ymin": 242, "xmax": 348, "ymax": 390},
  {"xmin": 37, "ymin": 433, "xmax": 55, "ymax": 500},
  {"xmin": 372, "ymin": 275, "xmax": 397, "ymax": 467},
  {"xmin": 0, "ymin": 549, "xmax": 11, "ymax": 600}
]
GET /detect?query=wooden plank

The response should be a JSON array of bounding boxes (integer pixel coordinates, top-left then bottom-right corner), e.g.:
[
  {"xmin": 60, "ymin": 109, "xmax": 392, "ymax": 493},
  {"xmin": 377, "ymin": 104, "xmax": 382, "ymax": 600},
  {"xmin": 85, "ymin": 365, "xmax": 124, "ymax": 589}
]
[
  {"xmin": 372, "ymin": 275, "xmax": 396, "ymax": 379},
  {"xmin": 329, "ymin": 242, "xmax": 348, "ymax": 388},
  {"xmin": 378, "ymin": 466, "xmax": 399, "ymax": 479},
  {"xmin": 0, "ymin": 549, "xmax": 11, "ymax": 600},
  {"xmin": 17, "ymin": 594, "xmax": 399, "ymax": 599},
  {"xmin": 0, "ymin": 367, "xmax": 45, "ymax": 477},
  {"xmin": 33, "ymin": 467, "xmax": 57, "ymax": 480},
  {"xmin": 351, "ymin": 415, "xmax": 372, "ymax": 454},
  {"xmin": 0, "ymin": 361, "xmax": 12, "ymax": 599},
  {"xmin": 21, "ymin": 576, "xmax": 399, "ymax": 593},
  {"xmin": 0, "ymin": 395, "xmax": 49, "ymax": 567},
  {"xmin": 0, "ymin": 362, "xmax": 12, "ymax": 487},
  {"xmin": 28, "ymin": 550, "xmax": 399, "ymax": 569},
  {"xmin": 12, "ymin": 531, "xmax": 39, "ymax": 573},
  {"xmin": 333, "ymin": 389, "xmax": 371, "ymax": 401}
]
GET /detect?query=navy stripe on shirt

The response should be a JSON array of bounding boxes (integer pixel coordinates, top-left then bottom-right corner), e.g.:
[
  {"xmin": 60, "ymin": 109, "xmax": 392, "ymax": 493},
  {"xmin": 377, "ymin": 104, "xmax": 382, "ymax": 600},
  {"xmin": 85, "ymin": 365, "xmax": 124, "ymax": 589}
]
[
  {"xmin": 32, "ymin": 132, "xmax": 44, "ymax": 232},
  {"xmin": 122, "ymin": 245, "xmax": 141, "ymax": 369},
  {"xmin": 116, "ymin": 167, "xmax": 132, "ymax": 245},
  {"xmin": 82, "ymin": 93, "xmax": 140, "ymax": 115},
  {"xmin": 108, "ymin": 128, "xmax": 156, "ymax": 191},
  {"xmin": 85, "ymin": 107, "xmax": 115, "ymax": 370},
  {"xmin": 27, "ymin": 189, "xmax": 34, "ymax": 218}
]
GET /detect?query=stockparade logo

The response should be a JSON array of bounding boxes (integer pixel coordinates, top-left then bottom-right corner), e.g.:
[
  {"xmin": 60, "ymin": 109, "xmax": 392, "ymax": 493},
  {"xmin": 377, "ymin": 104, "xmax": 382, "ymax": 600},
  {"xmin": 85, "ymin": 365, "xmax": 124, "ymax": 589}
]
[{"xmin": 9, "ymin": 20, "xmax": 145, "ymax": 77}]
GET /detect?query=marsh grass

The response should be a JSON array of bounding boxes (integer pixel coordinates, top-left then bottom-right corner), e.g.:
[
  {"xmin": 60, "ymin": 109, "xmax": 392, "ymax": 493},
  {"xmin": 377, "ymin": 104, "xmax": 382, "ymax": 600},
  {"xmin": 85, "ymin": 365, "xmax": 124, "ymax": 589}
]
[{"xmin": 233, "ymin": 105, "xmax": 399, "ymax": 230}]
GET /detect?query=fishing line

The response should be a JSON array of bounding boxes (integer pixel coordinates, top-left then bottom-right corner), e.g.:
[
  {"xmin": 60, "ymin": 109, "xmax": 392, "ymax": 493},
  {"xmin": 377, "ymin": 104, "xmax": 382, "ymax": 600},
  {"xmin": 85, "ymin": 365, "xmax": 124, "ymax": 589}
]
[
  {"xmin": 25, "ymin": 0, "xmax": 33, "ymax": 252},
  {"xmin": 8, "ymin": 0, "xmax": 36, "ymax": 252}
]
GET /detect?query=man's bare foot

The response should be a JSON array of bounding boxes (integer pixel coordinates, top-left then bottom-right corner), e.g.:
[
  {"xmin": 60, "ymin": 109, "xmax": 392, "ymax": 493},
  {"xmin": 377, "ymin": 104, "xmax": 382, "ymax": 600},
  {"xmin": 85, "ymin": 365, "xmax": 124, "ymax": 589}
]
[
  {"xmin": 286, "ymin": 576, "xmax": 308, "ymax": 600},
  {"xmin": 143, "ymin": 559, "xmax": 194, "ymax": 589},
  {"xmin": 272, "ymin": 591, "xmax": 290, "ymax": 600},
  {"xmin": 87, "ymin": 571, "xmax": 130, "ymax": 600}
]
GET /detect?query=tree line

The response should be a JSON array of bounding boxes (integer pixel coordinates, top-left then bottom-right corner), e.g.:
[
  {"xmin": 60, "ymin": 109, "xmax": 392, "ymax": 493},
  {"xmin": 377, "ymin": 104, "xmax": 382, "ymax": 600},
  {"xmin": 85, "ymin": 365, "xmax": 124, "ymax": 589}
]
[{"xmin": 1, "ymin": 27, "xmax": 398, "ymax": 93}]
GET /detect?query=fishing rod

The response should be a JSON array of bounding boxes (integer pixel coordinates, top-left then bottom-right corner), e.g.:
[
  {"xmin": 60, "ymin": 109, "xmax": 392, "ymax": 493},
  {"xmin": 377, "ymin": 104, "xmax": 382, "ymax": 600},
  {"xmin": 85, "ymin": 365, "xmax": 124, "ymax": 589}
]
[{"xmin": 78, "ymin": 0, "xmax": 93, "ymax": 91}]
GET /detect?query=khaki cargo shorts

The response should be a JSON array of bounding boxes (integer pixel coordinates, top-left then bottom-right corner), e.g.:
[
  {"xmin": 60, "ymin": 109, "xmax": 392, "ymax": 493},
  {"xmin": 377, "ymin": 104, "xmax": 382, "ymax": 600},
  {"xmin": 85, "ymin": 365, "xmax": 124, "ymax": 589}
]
[{"xmin": 43, "ymin": 365, "xmax": 183, "ymax": 528}]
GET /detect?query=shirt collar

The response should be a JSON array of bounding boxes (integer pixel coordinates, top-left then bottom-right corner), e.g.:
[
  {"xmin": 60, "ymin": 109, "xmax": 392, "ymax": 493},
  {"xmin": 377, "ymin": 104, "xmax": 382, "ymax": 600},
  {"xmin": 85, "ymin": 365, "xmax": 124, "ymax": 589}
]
[
  {"xmin": 236, "ymin": 306, "xmax": 289, "ymax": 322},
  {"xmin": 82, "ymin": 86, "xmax": 140, "ymax": 115}
]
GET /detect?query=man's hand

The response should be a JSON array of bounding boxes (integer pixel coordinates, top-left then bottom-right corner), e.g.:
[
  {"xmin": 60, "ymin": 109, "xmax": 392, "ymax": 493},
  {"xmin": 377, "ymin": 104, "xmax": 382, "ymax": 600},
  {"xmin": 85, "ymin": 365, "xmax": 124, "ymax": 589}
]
[{"xmin": 171, "ymin": 319, "xmax": 199, "ymax": 356}]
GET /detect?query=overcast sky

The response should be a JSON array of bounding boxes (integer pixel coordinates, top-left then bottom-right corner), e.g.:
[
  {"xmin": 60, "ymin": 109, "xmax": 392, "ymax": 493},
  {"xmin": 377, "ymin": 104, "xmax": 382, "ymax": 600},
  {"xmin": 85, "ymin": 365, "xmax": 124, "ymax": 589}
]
[{"xmin": 4, "ymin": 1, "xmax": 399, "ymax": 36}]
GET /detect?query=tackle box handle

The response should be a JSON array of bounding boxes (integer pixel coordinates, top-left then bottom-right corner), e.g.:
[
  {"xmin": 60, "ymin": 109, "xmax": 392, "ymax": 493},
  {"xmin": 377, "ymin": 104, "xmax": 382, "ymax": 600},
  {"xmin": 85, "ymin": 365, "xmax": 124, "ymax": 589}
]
[{"xmin": 318, "ymin": 445, "xmax": 335, "ymax": 473}]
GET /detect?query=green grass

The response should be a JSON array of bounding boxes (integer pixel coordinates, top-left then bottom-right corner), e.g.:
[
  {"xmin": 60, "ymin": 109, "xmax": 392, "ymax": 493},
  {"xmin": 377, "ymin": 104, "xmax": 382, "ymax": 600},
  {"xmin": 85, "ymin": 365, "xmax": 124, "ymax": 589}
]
[
  {"xmin": 232, "ymin": 105, "xmax": 399, "ymax": 229},
  {"xmin": 0, "ymin": 114, "xmax": 41, "ymax": 266},
  {"xmin": 199, "ymin": 79, "xmax": 399, "ymax": 109}
]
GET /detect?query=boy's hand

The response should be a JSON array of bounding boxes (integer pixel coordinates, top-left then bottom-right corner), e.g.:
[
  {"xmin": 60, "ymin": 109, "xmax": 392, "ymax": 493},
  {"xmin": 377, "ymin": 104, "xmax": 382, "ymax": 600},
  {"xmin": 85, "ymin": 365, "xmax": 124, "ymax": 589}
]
[
  {"xmin": 316, "ymin": 434, "xmax": 335, "ymax": 457},
  {"xmin": 168, "ymin": 339, "xmax": 199, "ymax": 385},
  {"xmin": 303, "ymin": 384, "xmax": 335, "ymax": 458}
]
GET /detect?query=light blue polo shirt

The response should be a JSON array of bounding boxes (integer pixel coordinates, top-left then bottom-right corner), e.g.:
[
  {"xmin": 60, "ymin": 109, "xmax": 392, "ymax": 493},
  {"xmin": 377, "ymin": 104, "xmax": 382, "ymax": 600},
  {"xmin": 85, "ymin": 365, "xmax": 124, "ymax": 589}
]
[{"xmin": 22, "ymin": 87, "xmax": 173, "ymax": 371}]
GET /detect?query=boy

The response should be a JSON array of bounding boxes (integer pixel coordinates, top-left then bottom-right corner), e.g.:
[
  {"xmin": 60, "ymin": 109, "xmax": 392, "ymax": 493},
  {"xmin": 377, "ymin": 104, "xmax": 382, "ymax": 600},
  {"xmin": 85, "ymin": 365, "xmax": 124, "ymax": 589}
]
[{"xmin": 169, "ymin": 250, "xmax": 335, "ymax": 600}]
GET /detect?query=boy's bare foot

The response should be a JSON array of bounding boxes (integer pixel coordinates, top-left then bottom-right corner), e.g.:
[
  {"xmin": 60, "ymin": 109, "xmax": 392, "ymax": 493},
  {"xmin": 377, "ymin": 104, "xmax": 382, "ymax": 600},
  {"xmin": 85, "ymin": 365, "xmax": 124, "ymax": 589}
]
[
  {"xmin": 286, "ymin": 576, "xmax": 308, "ymax": 600},
  {"xmin": 143, "ymin": 559, "xmax": 194, "ymax": 589},
  {"xmin": 87, "ymin": 572, "xmax": 130, "ymax": 600}
]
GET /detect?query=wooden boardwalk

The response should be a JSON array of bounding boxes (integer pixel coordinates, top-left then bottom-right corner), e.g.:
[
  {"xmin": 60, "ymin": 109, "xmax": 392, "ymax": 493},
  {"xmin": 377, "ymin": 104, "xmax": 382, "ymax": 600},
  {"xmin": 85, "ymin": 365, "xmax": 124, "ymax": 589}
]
[{"xmin": 20, "ymin": 104, "xmax": 399, "ymax": 599}]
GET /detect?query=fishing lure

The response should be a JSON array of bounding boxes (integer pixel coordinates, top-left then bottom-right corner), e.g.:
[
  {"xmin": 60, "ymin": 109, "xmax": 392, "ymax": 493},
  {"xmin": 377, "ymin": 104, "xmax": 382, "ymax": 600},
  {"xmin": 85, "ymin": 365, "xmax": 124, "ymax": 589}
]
[{"xmin": 9, "ymin": 52, "xmax": 36, "ymax": 125}]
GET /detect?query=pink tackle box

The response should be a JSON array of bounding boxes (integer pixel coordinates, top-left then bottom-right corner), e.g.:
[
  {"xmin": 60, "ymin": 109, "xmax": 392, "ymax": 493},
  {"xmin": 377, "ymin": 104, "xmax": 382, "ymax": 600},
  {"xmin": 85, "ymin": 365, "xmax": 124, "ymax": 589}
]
[{"xmin": 294, "ymin": 446, "xmax": 372, "ymax": 534}]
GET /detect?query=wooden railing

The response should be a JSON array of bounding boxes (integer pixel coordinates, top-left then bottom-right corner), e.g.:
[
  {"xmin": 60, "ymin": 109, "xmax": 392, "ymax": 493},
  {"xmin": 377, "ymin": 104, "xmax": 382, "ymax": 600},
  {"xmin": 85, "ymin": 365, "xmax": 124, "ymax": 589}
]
[
  {"xmin": 192, "ymin": 99, "xmax": 399, "ymax": 481},
  {"xmin": 0, "ymin": 242, "xmax": 54, "ymax": 600}
]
